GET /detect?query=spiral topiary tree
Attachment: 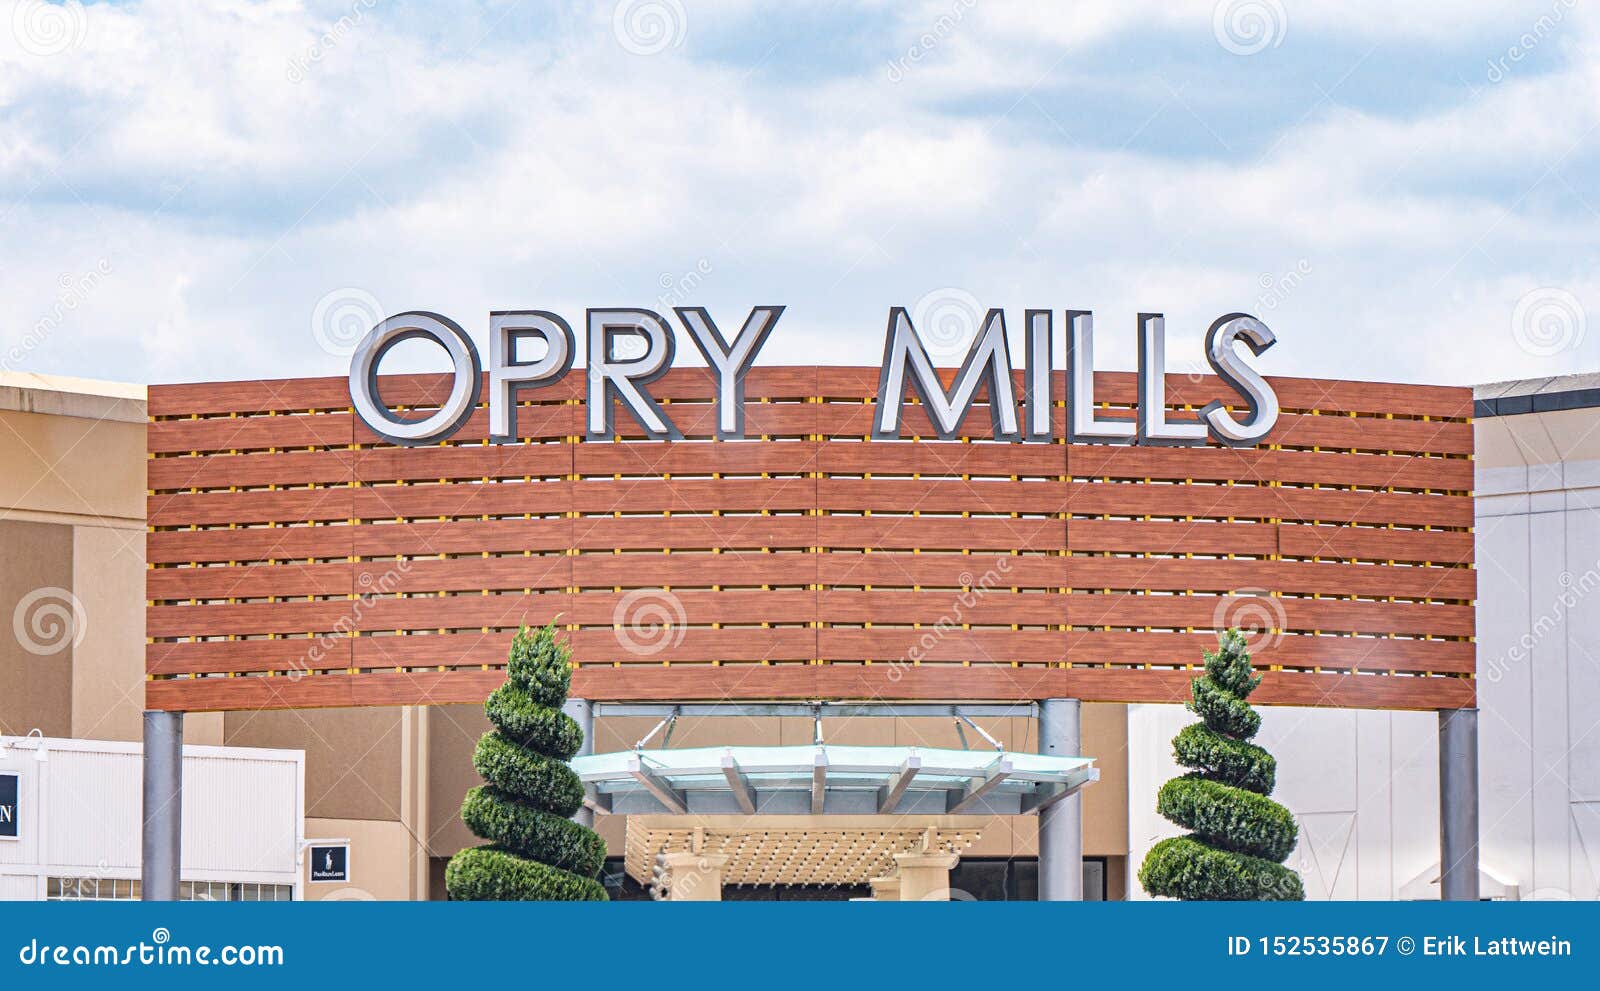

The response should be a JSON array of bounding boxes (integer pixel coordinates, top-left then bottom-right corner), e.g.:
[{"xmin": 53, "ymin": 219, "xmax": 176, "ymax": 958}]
[
  {"xmin": 1138, "ymin": 629, "xmax": 1305, "ymax": 901},
  {"xmin": 445, "ymin": 623, "xmax": 608, "ymax": 901}
]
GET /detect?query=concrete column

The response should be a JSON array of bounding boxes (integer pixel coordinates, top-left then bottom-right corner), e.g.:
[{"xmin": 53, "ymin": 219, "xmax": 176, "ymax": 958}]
[
  {"xmin": 1439, "ymin": 708, "xmax": 1480, "ymax": 901},
  {"xmin": 564, "ymin": 698, "xmax": 594, "ymax": 828},
  {"xmin": 1038, "ymin": 698, "xmax": 1083, "ymax": 901},
  {"xmin": 662, "ymin": 852, "xmax": 729, "ymax": 901},
  {"xmin": 868, "ymin": 875, "xmax": 902, "ymax": 901},
  {"xmin": 892, "ymin": 850, "xmax": 960, "ymax": 901},
  {"xmin": 141, "ymin": 711, "xmax": 183, "ymax": 902}
]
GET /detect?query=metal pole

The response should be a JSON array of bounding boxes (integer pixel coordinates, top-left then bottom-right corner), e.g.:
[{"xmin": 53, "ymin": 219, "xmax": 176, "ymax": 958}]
[
  {"xmin": 1038, "ymin": 698, "xmax": 1083, "ymax": 901},
  {"xmin": 1439, "ymin": 707, "xmax": 1480, "ymax": 901},
  {"xmin": 564, "ymin": 698, "xmax": 595, "ymax": 828},
  {"xmin": 141, "ymin": 711, "xmax": 183, "ymax": 902}
]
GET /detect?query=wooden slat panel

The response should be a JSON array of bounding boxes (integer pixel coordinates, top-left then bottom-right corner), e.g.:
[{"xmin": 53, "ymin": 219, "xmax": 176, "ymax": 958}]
[
  {"xmin": 575, "ymin": 440, "xmax": 819, "ymax": 476},
  {"xmin": 1063, "ymin": 593, "xmax": 1473, "ymax": 638},
  {"xmin": 148, "ymin": 378, "xmax": 353, "ymax": 416},
  {"xmin": 816, "ymin": 516, "xmax": 1066, "ymax": 552},
  {"xmin": 352, "ymin": 518, "xmax": 572, "ymax": 557},
  {"xmin": 1277, "ymin": 523, "xmax": 1474, "ymax": 564},
  {"xmin": 1067, "ymin": 446, "xmax": 1472, "ymax": 491},
  {"xmin": 571, "ymin": 477, "xmax": 815, "ymax": 514},
  {"xmin": 1065, "ymin": 482, "xmax": 1473, "ymax": 528},
  {"xmin": 148, "ymin": 562, "xmax": 353, "ymax": 601},
  {"xmin": 149, "ymin": 450, "xmax": 359, "ymax": 491},
  {"xmin": 1066, "ymin": 519, "xmax": 1279, "ymax": 556},
  {"xmin": 1066, "ymin": 557, "xmax": 1475, "ymax": 600},
  {"xmin": 146, "ymin": 638, "xmax": 350, "ymax": 676},
  {"xmin": 819, "ymin": 589, "xmax": 1065, "ymax": 626},
  {"xmin": 356, "ymin": 445, "xmax": 569, "ymax": 483},
  {"xmin": 150, "ymin": 487, "xmax": 355, "ymax": 527},
  {"xmin": 818, "ymin": 553, "xmax": 1064, "ymax": 589},
  {"xmin": 814, "ymin": 441, "xmax": 1067, "ymax": 477},
  {"xmin": 571, "ymin": 515, "xmax": 816, "ymax": 551},
  {"xmin": 147, "ymin": 369, "xmax": 1476, "ymax": 712},
  {"xmin": 149, "ymin": 411, "xmax": 354, "ymax": 453},
  {"xmin": 147, "ymin": 660, "xmax": 1473, "ymax": 711},
  {"xmin": 1062, "ymin": 630, "xmax": 1474, "ymax": 673},
  {"xmin": 355, "ymin": 480, "xmax": 573, "ymax": 519},
  {"xmin": 818, "ymin": 629, "xmax": 1067, "ymax": 665},
  {"xmin": 567, "ymin": 627, "xmax": 816, "ymax": 664},
  {"xmin": 572, "ymin": 550, "xmax": 812, "ymax": 588},
  {"xmin": 820, "ymin": 477, "xmax": 1069, "ymax": 515},
  {"xmin": 147, "ymin": 525, "xmax": 354, "ymax": 565}
]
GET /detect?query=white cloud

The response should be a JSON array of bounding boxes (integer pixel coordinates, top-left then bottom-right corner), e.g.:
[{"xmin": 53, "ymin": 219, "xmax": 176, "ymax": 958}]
[{"xmin": 0, "ymin": 0, "xmax": 1597, "ymax": 389}]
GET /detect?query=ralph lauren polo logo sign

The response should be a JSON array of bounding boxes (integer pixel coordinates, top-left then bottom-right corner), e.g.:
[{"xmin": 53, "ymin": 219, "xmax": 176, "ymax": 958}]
[
  {"xmin": 310, "ymin": 844, "xmax": 348, "ymax": 883},
  {"xmin": 0, "ymin": 773, "xmax": 18, "ymax": 839}
]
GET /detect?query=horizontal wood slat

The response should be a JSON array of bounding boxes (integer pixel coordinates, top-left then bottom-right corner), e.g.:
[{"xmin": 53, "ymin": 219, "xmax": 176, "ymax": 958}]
[{"xmin": 148, "ymin": 368, "xmax": 1475, "ymax": 712}]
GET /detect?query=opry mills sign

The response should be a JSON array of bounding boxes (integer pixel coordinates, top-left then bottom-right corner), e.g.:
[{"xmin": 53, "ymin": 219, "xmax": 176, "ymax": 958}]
[{"xmin": 347, "ymin": 307, "xmax": 1279, "ymax": 448}]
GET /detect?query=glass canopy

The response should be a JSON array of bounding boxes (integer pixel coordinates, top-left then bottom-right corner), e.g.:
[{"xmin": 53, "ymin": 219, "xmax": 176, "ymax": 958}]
[{"xmin": 573, "ymin": 745, "xmax": 1098, "ymax": 817}]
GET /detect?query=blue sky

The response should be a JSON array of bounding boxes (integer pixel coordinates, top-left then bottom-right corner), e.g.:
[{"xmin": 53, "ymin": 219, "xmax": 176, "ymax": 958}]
[{"xmin": 1, "ymin": 0, "xmax": 1596, "ymax": 387}]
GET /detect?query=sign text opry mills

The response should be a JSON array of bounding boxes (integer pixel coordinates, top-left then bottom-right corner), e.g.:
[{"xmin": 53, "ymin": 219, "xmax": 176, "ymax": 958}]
[{"xmin": 347, "ymin": 307, "xmax": 1280, "ymax": 447}]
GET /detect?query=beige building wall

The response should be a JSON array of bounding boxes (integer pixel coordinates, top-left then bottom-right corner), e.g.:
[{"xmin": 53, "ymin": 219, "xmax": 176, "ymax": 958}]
[{"xmin": 0, "ymin": 373, "xmax": 146, "ymax": 745}]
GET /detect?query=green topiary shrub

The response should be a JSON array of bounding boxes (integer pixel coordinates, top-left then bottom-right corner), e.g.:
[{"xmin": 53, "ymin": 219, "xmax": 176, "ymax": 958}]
[
  {"xmin": 445, "ymin": 624, "xmax": 608, "ymax": 901},
  {"xmin": 1138, "ymin": 630, "xmax": 1305, "ymax": 901}
]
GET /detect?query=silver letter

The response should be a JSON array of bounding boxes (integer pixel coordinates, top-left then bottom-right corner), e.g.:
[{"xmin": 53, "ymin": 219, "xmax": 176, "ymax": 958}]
[
  {"xmin": 1067, "ymin": 310, "xmax": 1135, "ymax": 444},
  {"xmin": 587, "ymin": 309, "xmax": 678, "ymax": 440},
  {"xmin": 676, "ymin": 305, "xmax": 784, "ymax": 439},
  {"xmin": 1137, "ymin": 313, "xmax": 1208, "ymax": 446},
  {"xmin": 1201, "ymin": 313, "xmax": 1279, "ymax": 446},
  {"xmin": 349, "ymin": 312, "xmax": 480, "ymax": 446},
  {"xmin": 489, "ymin": 311, "xmax": 574, "ymax": 443},
  {"xmin": 1024, "ymin": 309, "xmax": 1054, "ymax": 442},
  {"xmin": 873, "ymin": 307, "xmax": 1021, "ymax": 440}
]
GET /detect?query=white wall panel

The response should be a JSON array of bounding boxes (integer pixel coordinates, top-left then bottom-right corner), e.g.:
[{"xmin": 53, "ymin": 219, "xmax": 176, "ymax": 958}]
[
  {"xmin": 1473, "ymin": 418, "xmax": 1600, "ymax": 900},
  {"xmin": 184, "ymin": 754, "xmax": 300, "ymax": 876},
  {"xmin": 1128, "ymin": 702, "xmax": 1436, "ymax": 900},
  {"xmin": 0, "ymin": 736, "xmax": 301, "ymax": 900}
]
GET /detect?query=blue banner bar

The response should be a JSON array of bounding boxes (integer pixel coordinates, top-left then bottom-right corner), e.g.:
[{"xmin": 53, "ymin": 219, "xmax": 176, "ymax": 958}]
[{"xmin": 0, "ymin": 902, "xmax": 1589, "ymax": 989}]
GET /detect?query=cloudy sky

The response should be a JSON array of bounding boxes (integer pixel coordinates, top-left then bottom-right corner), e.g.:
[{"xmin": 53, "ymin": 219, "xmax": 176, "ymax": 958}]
[{"xmin": 1, "ymin": 0, "xmax": 1596, "ymax": 388}]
